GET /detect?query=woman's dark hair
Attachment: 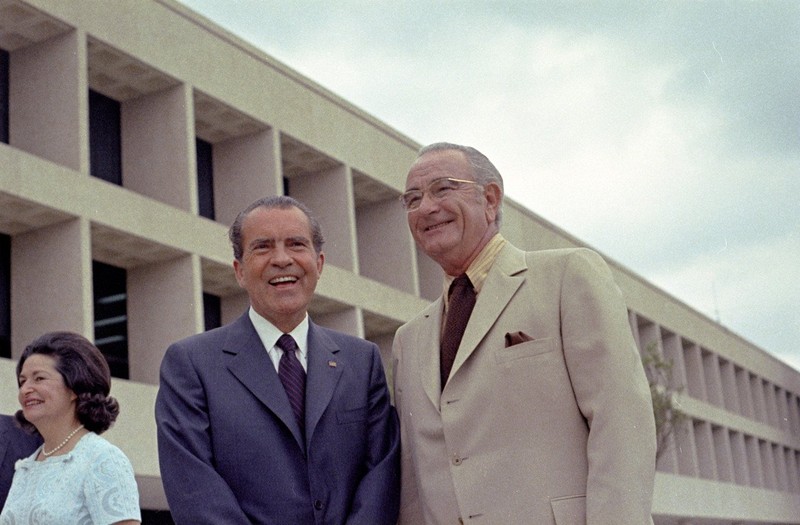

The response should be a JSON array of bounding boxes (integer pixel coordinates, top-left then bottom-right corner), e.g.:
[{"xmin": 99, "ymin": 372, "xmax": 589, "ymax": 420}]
[{"xmin": 15, "ymin": 331, "xmax": 120, "ymax": 435}]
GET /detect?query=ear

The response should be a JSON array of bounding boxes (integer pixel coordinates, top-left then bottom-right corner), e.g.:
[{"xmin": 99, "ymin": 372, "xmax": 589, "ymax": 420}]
[
  {"xmin": 316, "ymin": 251, "xmax": 325, "ymax": 275},
  {"xmin": 483, "ymin": 182, "xmax": 502, "ymax": 223},
  {"xmin": 233, "ymin": 259, "xmax": 245, "ymax": 288}
]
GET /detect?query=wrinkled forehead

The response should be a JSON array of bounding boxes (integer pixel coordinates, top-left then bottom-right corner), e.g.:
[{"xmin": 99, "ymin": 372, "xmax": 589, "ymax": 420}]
[
  {"xmin": 244, "ymin": 205, "xmax": 308, "ymax": 229},
  {"xmin": 241, "ymin": 206, "xmax": 312, "ymax": 240},
  {"xmin": 406, "ymin": 150, "xmax": 472, "ymax": 189}
]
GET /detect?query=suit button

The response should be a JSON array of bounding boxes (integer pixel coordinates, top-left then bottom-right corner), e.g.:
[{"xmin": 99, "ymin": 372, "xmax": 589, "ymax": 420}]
[
  {"xmin": 452, "ymin": 455, "xmax": 462, "ymax": 466},
  {"xmin": 314, "ymin": 500, "xmax": 323, "ymax": 511}
]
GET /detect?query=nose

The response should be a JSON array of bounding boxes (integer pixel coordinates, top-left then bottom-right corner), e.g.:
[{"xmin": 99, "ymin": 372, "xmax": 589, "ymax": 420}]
[
  {"xmin": 271, "ymin": 243, "xmax": 293, "ymax": 266},
  {"xmin": 18, "ymin": 381, "xmax": 32, "ymax": 396}
]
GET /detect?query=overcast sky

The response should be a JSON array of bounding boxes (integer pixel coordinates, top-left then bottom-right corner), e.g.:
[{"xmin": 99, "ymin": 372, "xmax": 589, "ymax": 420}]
[{"xmin": 178, "ymin": 1, "xmax": 800, "ymax": 371}]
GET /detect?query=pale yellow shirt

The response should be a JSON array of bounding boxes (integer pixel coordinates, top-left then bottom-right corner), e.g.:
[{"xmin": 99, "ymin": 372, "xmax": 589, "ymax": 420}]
[{"xmin": 442, "ymin": 233, "xmax": 507, "ymax": 316}]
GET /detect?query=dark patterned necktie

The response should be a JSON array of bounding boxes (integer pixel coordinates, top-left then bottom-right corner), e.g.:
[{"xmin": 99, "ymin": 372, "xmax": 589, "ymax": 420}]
[
  {"xmin": 440, "ymin": 274, "xmax": 476, "ymax": 389},
  {"xmin": 276, "ymin": 334, "xmax": 306, "ymax": 433}
]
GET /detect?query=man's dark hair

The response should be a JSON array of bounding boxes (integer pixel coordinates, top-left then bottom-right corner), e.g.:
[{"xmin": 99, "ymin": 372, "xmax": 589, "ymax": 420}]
[{"xmin": 228, "ymin": 195, "xmax": 325, "ymax": 261}]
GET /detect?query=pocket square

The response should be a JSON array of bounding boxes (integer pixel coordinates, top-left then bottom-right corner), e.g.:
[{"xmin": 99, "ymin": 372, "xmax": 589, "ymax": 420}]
[{"xmin": 504, "ymin": 331, "xmax": 534, "ymax": 347}]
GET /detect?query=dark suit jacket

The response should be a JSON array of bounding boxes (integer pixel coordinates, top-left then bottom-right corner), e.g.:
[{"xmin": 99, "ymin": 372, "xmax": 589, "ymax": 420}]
[
  {"xmin": 155, "ymin": 313, "xmax": 400, "ymax": 525},
  {"xmin": 0, "ymin": 415, "xmax": 41, "ymax": 511}
]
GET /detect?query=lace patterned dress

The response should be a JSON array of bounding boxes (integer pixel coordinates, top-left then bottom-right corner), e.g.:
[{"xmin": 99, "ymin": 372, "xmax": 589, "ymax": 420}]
[{"xmin": 0, "ymin": 432, "xmax": 140, "ymax": 525}]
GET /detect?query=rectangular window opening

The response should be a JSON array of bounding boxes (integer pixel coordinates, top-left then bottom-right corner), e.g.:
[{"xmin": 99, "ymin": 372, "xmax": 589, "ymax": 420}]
[
  {"xmin": 89, "ymin": 89, "xmax": 122, "ymax": 185},
  {"xmin": 92, "ymin": 260, "xmax": 129, "ymax": 378},
  {"xmin": 196, "ymin": 138, "xmax": 215, "ymax": 220},
  {"xmin": 0, "ymin": 234, "xmax": 10, "ymax": 358},
  {"xmin": 203, "ymin": 292, "xmax": 221, "ymax": 331}
]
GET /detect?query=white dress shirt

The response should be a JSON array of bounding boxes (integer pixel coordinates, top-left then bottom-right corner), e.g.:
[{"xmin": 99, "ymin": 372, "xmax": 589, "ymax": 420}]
[{"xmin": 247, "ymin": 307, "xmax": 309, "ymax": 372}]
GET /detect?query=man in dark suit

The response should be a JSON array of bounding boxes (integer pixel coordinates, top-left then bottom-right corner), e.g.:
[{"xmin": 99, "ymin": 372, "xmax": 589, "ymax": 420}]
[
  {"xmin": 155, "ymin": 195, "xmax": 400, "ymax": 524},
  {"xmin": 0, "ymin": 414, "xmax": 41, "ymax": 510},
  {"xmin": 393, "ymin": 143, "xmax": 656, "ymax": 524}
]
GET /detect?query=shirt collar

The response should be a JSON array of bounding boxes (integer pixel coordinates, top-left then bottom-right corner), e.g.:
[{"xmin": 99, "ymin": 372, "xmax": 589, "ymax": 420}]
[
  {"xmin": 248, "ymin": 307, "xmax": 310, "ymax": 360},
  {"xmin": 443, "ymin": 233, "xmax": 507, "ymax": 299}
]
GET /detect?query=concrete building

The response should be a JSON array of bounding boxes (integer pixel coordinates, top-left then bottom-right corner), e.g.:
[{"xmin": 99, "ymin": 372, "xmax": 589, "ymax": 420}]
[{"xmin": 1, "ymin": 0, "xmax": 798, "ymax": 522}]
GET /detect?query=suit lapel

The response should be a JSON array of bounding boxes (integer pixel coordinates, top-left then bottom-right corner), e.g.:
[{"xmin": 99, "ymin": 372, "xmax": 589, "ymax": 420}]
[
  {"xmin": 417, "ymin": 298, "xmax": 445, "ymax": 409},
  {"xmin": 224, "ymin": 314, "xmax": 304, "ymax": 447},
  {"xmin": 304, "ymin": 322, "xmax": 342, "ymax": 447},
  {"xmin": 449, "ymin": 244, "xmax": 527, "ymax": 381}
]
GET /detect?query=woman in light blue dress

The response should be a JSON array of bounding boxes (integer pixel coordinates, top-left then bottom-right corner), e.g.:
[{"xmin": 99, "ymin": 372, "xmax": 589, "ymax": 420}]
[{"xmin": 0, "ymin": 332, "xmax": 140, "ymax": 525}]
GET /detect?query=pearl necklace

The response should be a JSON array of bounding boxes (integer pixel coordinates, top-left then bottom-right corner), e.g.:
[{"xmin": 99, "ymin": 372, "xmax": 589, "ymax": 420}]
[{"xmin": 42, "ymin": 424, "xmax": 84, "ymax": 457}]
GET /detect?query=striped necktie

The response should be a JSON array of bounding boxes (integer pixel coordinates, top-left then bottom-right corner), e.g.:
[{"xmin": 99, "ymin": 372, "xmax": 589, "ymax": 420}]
[{"xmin": 276, "ymin": 334, "xmax": 306, "ymax": 433}]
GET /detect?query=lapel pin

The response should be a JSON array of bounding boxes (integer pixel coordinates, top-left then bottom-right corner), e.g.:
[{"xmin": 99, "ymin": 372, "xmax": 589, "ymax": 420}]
[{"xmin": 328, "ymin": 360, "xmax": 337, "ymax": 368}]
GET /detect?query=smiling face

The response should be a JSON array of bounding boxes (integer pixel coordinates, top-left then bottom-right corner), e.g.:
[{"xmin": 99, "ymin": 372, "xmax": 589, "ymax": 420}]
[
  {"xmin": 233, "ymin": 205, "xmax": 324, "ymax": 332},
  {"xmin": 405, "ymin": 149, "xmax": 501, "ymax": 275},
  {"xmin": 17, "ymin": 354, "xmax": 77, "ymax": 429}
]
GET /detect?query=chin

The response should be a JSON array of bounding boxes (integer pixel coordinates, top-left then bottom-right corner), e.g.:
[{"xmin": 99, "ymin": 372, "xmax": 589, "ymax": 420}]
[
  {"xmin": 21, "ymin": 411, "xmax": 40, "ymax": 424},
  {"xmin": 422, "ymin": 238, "xmax": 455, "ymax": 257}
]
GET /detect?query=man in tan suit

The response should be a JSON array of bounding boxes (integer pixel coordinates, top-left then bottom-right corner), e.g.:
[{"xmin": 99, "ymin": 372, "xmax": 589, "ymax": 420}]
[{"xmin": 392, "ymin": 142, "xmax": 657, "ymax": 524}]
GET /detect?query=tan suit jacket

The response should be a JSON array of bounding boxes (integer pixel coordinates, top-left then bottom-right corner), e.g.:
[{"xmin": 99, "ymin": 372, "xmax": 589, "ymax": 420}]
[{"xmin": 393, "ymin": 244, "xmax": 656, "ymax": 524}]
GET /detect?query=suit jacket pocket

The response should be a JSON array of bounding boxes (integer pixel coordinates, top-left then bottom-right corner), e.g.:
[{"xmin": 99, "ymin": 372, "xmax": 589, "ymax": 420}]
[
  {"xmin": 337, "ymin": 405, "xmax": 367, "ymax": 424},
  {"xmin": 550, "ymin": 494, "xmax": 586, "ymax": 524},
  {"xmin": 494, "ymin": 337, "xmax": 556, "ymax": 364}
]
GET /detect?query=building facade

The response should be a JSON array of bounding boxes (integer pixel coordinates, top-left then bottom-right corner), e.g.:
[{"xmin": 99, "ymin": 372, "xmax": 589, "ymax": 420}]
[{"xmin": 0, "ymin": 1, "xmax": 798, "ymax": 523}]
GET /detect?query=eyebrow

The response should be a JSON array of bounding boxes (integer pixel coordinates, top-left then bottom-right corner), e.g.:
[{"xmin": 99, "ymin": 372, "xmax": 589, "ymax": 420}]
[
  {"xmin": 404, "ymin": 176, "xmax": 454, "ymax": 192},
  {"xmin": 247, "ymin": 235, "xmax": 311, "ymax": 249},
  {"xmin": 403, "ymin": 178, "xmax": 434, "ymax": 192},
  {"xmin": 247, "ymin": 237, "xmax": 275, "ymax": 249},
  {"xmin": 18, "ymin": 369, "xmax": 50, "ymax": 380}
]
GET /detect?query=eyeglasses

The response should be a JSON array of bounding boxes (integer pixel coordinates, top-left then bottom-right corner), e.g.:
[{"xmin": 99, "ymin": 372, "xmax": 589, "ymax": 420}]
[{"xmin": 399, "ymin": 177, "xmax": 478, "ymax": 211}]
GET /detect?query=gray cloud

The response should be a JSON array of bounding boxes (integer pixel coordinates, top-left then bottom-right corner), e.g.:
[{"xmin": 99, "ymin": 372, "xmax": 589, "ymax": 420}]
[{"xmin": 180, "ymin": 0, "xmax": 800, "ymax": 369}]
